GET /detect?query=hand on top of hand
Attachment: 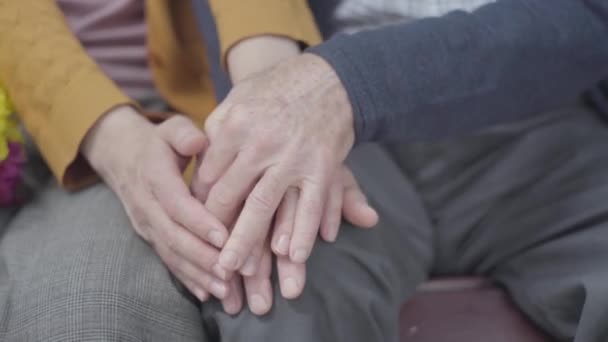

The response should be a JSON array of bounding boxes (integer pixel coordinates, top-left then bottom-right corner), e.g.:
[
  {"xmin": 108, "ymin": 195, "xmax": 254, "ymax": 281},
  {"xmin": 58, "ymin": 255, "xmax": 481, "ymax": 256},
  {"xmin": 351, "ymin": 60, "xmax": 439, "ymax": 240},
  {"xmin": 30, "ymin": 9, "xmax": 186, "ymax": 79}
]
[
  {"xmin": 85, "ymin": 41, "xmax": 378, "ymax": 318},
  {"xmin": 191, "ymin": 52, "xmax": 378, "ymax": 314}
]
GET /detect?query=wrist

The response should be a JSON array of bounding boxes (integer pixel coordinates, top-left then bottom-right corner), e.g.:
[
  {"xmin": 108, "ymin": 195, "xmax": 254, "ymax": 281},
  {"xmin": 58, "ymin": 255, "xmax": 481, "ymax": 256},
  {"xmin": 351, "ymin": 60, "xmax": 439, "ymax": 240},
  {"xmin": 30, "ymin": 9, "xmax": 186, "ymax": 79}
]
[
  {"xmin": 227, "ymin": 35, "xmax": 300, "ymax": 83},
  {"xmin": 81, "ymin": 105, "xmax": 151, "ymax": 177},
  {"xmin": 298, "ymin": 53, "xmax": 355, "ymax": 150}
]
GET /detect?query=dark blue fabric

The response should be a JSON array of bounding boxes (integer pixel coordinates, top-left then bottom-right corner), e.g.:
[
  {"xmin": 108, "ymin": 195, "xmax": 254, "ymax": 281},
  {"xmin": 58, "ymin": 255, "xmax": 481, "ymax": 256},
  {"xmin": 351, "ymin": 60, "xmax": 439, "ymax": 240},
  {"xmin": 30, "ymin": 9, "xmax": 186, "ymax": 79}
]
[
  {"xmin": 191, "ymin": 0, "xmax": 232, "ymax": 102},
  {"xmin": 309, "ymin": 0, "xmax": 608, "ymax": 143}
]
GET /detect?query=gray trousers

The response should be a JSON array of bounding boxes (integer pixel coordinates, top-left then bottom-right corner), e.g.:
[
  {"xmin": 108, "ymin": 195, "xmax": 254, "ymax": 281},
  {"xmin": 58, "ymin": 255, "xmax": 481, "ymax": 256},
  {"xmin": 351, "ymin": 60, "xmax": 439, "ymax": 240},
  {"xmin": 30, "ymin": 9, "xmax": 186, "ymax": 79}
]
[{"xmin": 1, "ymin": 105, "xmax": 608, "ymax": 341}]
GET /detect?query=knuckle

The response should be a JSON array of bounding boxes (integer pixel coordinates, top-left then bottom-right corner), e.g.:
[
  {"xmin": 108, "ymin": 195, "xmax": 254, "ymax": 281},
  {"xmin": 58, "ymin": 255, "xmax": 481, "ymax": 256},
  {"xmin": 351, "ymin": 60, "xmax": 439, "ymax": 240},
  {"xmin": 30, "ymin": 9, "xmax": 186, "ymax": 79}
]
[
  {"xmin": 196, "ymin": 277, "xmax": 213, "ymax": 293},
  {"xmin": 301, "ymin": 196, "xmax": 323, "ymax": 218},
  {"xmin": 274, "ymin": 220, "xmax": 292, "ymax": 234},
  {"xmin": 222, "ymin": 110, "xmax": 247, "ymax": 135},
  {"xmin": 161, "ymin": 199, "xmax": 178, "ymax": 220},
  {"xmin": 164, "ymin": 233, "xmax": 179, "ymax": 252},
  {"xmin": 198, "ymin": 253, "xmax": 218, "ymax": 272},
  {"xmin": 229, "ymin": 230, "xmax": 257, "ymax": 251},
  {"xmin": 295, "ymin": 226, "xmax": 318, "ymax": 243},
  {"xmin": 246, "ymin": 191, "xmax": 275, "ymax": 213},
  {"xmin": 165, "ymin": 197, "xmax": 187, "ymax": 221},
  {"xmin": 195, "ymin": 171, "xmax": 215, "ymax": 194},
  {"xmin": 250, "ymin": 134, "xmax": 276, "ymax": 152},
  {"xmin": 195, "ymin": 238, "xmax": 220, "ymax": 262},
  {"xmin": 209, "ymin": 183, "xmax": 237, "ymax": 209}
]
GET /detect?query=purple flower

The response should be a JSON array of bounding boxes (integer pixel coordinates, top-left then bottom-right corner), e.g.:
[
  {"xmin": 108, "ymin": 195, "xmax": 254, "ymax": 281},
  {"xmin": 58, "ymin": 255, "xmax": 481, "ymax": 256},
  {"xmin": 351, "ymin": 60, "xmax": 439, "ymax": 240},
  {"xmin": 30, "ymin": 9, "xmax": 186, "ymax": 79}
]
[{"xmin": 0, "ymin": 142, "xmax": 25, "ymax": 206}]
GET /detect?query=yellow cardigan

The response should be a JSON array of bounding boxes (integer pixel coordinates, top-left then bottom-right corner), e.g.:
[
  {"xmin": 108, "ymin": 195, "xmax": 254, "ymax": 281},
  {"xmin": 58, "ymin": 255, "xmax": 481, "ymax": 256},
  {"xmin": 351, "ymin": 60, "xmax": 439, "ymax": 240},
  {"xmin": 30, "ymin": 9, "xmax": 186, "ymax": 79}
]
[{"xmin": 0, "ymin": 0, "xmax": 321, "ymax": 190}]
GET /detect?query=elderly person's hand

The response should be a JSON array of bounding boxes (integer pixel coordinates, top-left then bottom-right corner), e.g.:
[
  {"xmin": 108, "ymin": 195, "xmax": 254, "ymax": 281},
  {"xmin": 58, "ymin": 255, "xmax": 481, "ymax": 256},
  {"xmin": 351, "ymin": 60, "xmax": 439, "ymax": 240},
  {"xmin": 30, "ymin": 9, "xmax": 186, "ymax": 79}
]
[
  {"xmin": 192, "ymin": 52, "xmax": 364, "ymax": 279},
  {"xmin": 81, "ymin": 106, "xmax": 233, "ymax": 306},
  {"xmin": 269, "ymin": 164, "xmax": 379, "ymax": 296},
  {"xmin": 191, "ymin": 38, "xmax": 377, "ymax": 315}
]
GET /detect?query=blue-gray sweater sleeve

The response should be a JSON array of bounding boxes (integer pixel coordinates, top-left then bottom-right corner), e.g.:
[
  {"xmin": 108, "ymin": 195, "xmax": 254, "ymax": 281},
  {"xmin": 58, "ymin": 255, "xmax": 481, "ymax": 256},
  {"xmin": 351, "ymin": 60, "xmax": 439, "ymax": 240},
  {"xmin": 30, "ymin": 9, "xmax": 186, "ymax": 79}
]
[{"xmin": 307, "ymin": 0, "xmax": 608, "ymax": 143}]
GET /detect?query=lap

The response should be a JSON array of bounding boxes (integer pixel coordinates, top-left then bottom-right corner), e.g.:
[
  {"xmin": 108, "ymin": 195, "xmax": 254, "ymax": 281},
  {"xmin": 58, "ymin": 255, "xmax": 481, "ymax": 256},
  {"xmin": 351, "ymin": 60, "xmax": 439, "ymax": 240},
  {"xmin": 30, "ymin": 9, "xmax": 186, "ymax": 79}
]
[
  {"xmin": 0, "ymin": 148, "xmax": 434, "ymax": 342},
  {"xmin": 5, "ymin": 105, "xmax": 605, "ymax": 341},
  {"xmin": 392, "ymin": 105, "xmax": 608, "ymax": 341},
  {"xmin": 0, "ymin": 182, "xmax": 205, "ymax": 341},
  {"xmin": 204, "ymin": 144, "xmax": 435, "ymax": 342}
]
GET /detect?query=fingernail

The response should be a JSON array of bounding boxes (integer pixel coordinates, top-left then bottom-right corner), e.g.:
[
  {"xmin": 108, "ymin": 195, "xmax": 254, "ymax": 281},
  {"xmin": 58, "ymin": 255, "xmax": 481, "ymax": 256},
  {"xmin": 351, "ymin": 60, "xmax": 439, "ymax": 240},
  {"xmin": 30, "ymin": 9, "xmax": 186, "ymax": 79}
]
[
  {"xmin": 291, "ymin": 248, "xmax": 309, "ymax": 263},
  {"xmin": 213, "ymin": 263, "xmax": 228, "ymax": 280},
  {"xmin": 219, "ymin": 250, "xmax": 240, "ymax": 270},
  {"xmin": 327, "ymin": 229, "xmax": 339, "ymax": 243},
  {"xmin": 211, "ymin": 281, "xmax": 228, "ymax": 299},
  {"xmin": 240, "ymin": 255, "xmax": 258, "ymax": 276},
  {"xmin": 223, "ymin": 295, "xmax": 240, "ymax": 315},
  {"xmin": 208, "ymin": 230, "xmax": 226, "ymax": 248},
  {"xmin": 282, "ymin": 277, "xmax": 300, "ymax": 299},
  {"xmin": 194, "ymin": 287, "xmax": 208, "ymax": 302},
  {"xmin": 249, "ymin": 294, "xmax": 269, "ymax": 315},
  {"xmin": 273, "ymin": 234, "xmax": 290, "ymax": 255}
]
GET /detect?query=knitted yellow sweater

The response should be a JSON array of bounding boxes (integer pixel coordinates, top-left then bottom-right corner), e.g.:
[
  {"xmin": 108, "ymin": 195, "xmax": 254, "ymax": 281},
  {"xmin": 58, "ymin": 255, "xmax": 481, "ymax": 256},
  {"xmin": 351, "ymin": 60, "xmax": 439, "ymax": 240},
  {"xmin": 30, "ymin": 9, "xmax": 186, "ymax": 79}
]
[{"xmin": 0, "ymin": 0, "xmax": 321, "ymax": 190}]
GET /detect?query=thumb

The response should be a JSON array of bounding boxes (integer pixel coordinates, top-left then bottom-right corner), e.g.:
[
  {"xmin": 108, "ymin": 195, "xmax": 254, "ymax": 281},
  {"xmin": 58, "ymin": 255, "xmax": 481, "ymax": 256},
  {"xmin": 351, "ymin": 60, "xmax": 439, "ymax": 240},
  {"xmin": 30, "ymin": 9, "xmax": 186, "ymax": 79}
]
[
  {"xmin": 342, "ymin": 189, "xmax": 379, "ymax": 228},
  {"xmin": 341, "ymin": 167, "xmax": 379, "ymax": 228},
  {"xmin": 158, "ymin": 115, "xmax": 207, "ymax": 157}
]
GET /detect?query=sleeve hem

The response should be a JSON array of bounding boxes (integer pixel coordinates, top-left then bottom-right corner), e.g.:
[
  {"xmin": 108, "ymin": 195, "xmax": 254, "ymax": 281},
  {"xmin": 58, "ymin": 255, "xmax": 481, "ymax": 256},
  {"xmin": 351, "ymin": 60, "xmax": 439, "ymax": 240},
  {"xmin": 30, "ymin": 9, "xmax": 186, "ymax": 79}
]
[
  {"xmin": 210, "ymin": 0, "xmax": 322, "ymax": 69},
  {"xmin": 43, "ymin": 68, "xmax": 136, "ymax": 191},
  {"xmin": 307, "ymin": 38, "xmax": 378, "ymax": 143}
]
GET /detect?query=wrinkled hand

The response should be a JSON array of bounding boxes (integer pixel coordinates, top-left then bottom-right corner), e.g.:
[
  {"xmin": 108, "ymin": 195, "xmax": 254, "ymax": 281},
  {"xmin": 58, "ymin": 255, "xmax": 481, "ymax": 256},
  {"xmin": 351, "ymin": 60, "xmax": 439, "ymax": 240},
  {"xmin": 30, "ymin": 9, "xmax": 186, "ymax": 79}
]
[
  {"xmin": 194, "ymin": 159, "xmax": 378, "ymax": 314},
  {"xmin": 271, "ymin": 164, "xmax": 378, "ymax": 298},
  {"xmin": 191, "ymin": 52, "xmax": 358, "ymax": 276},
  {"xmin": 81, "ymin": 106, "xmax": 233, "ymax": 306}
]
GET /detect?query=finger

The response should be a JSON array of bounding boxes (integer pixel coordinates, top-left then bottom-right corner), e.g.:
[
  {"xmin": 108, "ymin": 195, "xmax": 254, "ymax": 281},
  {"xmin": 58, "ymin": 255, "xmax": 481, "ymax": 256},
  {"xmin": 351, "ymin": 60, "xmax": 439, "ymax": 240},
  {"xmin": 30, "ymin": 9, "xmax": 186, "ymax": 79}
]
[
  {"xmin": 158, "ymin": 246, "xmax": 229, "ymax": 299},
  {"xmin": 271, "ymin": 187, "xmax": 299, "ymax": 256},
  {"xmin": 156, "ymin": 189, "xmax": 229, "ymax": 249},
  {"xmin": 191, "ymin": 137, "xmax": 238, "ymax": 202},
  {"xmin": 342, "ymin": 168, "xmax": 379, "ymax": 229},
  {"xmin": 157, "ymin": 115, "xmax": 207, "ymax": 157},
  {"xmin": 277, "ymin": 255, "xmax": 306, "ymax": 299},
  {"xmin": 221, "ymin": 275, "xmax": 245, "ymax": 315},
  {"xmin": 218, "ymin": 168, "xmax": 290, "ymax": 272},
  {"xmin": 289, "ymin": 174, "xmax": 330, "ymax": 263},
  {"xmin": 244, "ymin": 245, "xmax": 273, "ymax": 315},
  {"xmin": 147, "ymin": 197, "xmax": 224, "ymax": 274},
  {"xmin": 240, "ymin": 242, "xmax": 264, "ymax": 277},
  {"xmin": 182, "ymin": 278, "xmax": 210, "ymax": 302},
  {"xmin": 148, "ymin": 147, "xmax": 229, "ymax": 248},
  {"xmin": 205, "ymin": 154, "xmax": 261, "ymax": 226},
  {"xmin": 320, "ymin": 179, "xmax": 343, "ymax": 243}
]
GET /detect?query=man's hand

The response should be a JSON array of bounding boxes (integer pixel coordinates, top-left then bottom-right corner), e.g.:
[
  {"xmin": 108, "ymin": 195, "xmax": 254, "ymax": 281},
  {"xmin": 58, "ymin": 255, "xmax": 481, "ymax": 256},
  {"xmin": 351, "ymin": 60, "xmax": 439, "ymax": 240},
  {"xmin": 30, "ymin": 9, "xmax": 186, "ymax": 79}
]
[
  {"xmin": 81, "ymin": 106, "xmax": 233, "ymax": 305},
  {"xmin": 272, "ymin": 165, "xmax": 378, "ymax": 253},
  {"xmin": 191, "ymin": 34, "xmax": 303, "ymax": 316},
  {"xmin": 192, "ymin": 53, "xmax": 356, "ymax": 276},
  {"xmin": 271, "ymin": 164, "xmax": 379, "ymax": 299}
]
